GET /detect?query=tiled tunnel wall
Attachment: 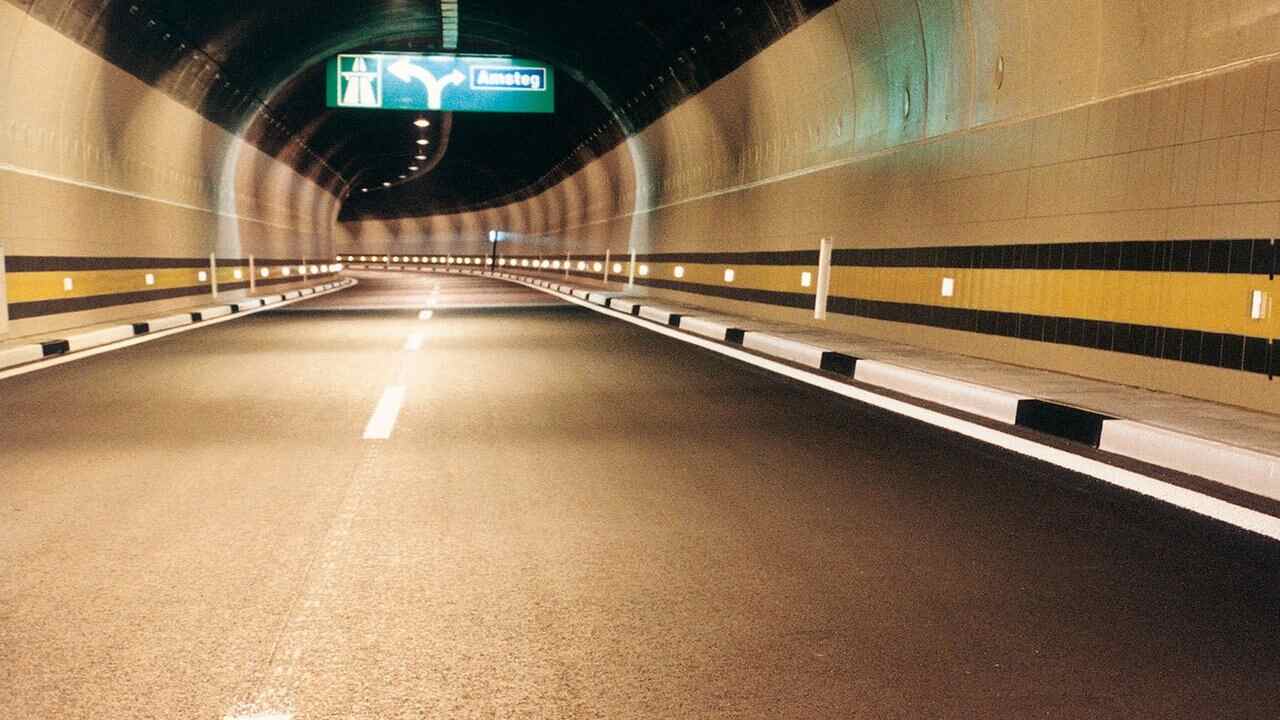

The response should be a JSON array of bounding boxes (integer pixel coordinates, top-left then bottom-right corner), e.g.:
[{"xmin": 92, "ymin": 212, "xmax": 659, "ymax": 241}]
[
  {"xmin": 339, "ymin": 0, "xmax": 1280, "ymax": 413},
  {"xmin": 0, "ymin": 2, "xmax": 338, "ymax": 338}
]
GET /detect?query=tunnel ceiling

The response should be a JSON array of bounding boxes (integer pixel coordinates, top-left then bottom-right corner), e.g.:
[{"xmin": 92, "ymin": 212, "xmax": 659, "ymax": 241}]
[{"xmin": 11, "ymin": 0, "xmax": 835, "ymax": 219}]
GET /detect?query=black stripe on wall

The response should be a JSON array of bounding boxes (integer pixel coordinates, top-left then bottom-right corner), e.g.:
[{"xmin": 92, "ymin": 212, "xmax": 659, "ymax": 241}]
[
  {"xmin": 4, "ymin": 256, "xmax": 318, "ymax": 272},
  {"xmin": 520, "ymin": 266, "xmax": 1273, "ymax": 377},
  {"xmin": 497, "ymin": 238, "xmax": 1276, "ymax": 274},
  {"xmin": 7, "ymin": 285, "xmax": 211, "ymax": 320}
]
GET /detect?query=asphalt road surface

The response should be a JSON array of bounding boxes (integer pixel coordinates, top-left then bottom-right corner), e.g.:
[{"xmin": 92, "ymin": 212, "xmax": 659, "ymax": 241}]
[{"xmin": 1, "ymin": 271, "xmax": 1276, "ymax": 719}]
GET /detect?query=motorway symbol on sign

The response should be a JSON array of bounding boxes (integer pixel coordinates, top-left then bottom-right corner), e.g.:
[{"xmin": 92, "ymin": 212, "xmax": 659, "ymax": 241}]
[{"xmin": 327, "ymin": 53, "xmax": 554, "ymax": 114}]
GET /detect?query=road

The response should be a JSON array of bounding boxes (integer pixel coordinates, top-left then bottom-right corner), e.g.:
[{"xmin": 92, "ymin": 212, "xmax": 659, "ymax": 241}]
[{"xmin": 1, "ymin": 270, "xmax": 1276, "ymax": 719}]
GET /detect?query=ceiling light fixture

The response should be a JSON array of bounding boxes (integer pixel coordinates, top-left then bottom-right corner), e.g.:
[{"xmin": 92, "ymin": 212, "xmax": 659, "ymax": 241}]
[
  {"xmin": 414, "ymin": 118, "xmax": 430, "ymax": 128},
  {"xmin": 408, "ymin": 166, "xmax": 419, "ymax": 171},
  {"xmin": 416, "ymin": 138, "xmax": 429, "ymax": 146}
]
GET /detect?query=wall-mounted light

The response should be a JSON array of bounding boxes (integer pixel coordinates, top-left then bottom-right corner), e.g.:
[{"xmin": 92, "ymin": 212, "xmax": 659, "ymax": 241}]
[
  {"xmin": 638, "ymin": 264, "xmax": 650, "ymax": 276},
  {"xmin": 145, "ymin": 273, "xmax": 156, "ymax": 285},
  {"xmin": 261, "ymin": 267, "xmax": 270, "ymax": 278},
  {"xmin": 594, "ymin": 262, "xmax": 603, "ymax": 272},
  {"xmin": 941, "ymin": 277, "xmax": 956, "ymax": 297},
  {"xmin": 673, "ymin": 266, "xmax": 685, "ymax": 279},
  {"xmin": 612, "ymin": 262, "xmax": 623, "ymax": 273},
  {"xmin": 1250, "ymin": 290, "xmax": 1271, "ymax": 320},
  {"xmin": 724, "ymin": 269, "xmax": 736, "ymax": 283},
  {"xmin": 801, "ymin": 271, "xmax": 813, "ymax": 288},
  {"xmin": 63, "ymin": 277, "xmax": 74, "ymax": 291}
]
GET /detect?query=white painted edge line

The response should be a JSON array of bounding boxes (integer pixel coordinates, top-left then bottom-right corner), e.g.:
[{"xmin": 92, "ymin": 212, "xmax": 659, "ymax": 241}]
[
  {"xmin": 1101, "ymin": 420, "xmax": 1280, "ymax": 503},
  {"xmin": 0, "ymin": 280, "xmax": 356, "ymax": 381},
  {"xmin": 504, "ymin": 276, "xmax": 1280, "ymax": 541},
  {"xmin": 363, "ymin": 385, "xmax": 407, "ymax": 440},
  {"xmin": 854, "ymin": 359, "xmax": 1024, "ymax": 425}
]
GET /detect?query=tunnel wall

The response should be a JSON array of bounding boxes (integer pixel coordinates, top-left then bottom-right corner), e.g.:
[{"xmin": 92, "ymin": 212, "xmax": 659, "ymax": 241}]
[
  {"xmin": 339, "ymin": 0, "xmax": 1280, "ymax": 413},
  {"xmin": 0, "ymin": 3, "xmax": 338, "ymax": 339}
]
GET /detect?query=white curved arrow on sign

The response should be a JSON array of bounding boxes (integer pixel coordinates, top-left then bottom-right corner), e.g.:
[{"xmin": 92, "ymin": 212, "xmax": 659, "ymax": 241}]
[{"xmin": 388, "ymin": 58, "xmax": 465, "ymax": 110}]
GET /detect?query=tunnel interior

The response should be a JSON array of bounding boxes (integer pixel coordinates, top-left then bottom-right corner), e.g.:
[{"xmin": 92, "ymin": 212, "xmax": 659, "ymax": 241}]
[{"xmin": 2, "ymin": 0, "xmax": 1279, "ymax": 410}]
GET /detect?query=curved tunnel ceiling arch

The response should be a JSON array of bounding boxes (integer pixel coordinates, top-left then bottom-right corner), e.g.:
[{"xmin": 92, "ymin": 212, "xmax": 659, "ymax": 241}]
[{"xmin": 61, "ymin": 0, "xmax": 835, "ymax": 219}]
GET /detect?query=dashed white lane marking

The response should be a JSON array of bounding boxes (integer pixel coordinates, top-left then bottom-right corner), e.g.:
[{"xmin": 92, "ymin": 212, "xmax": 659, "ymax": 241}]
[
  {"xmin": 223, "ymin": 445, "xmax": 386, "ymax": 719},
  {"xmin": 362, "ymin": 385, "xmax": 407, "ymax": 440},
  {"xmin": 404, "ymin": 332, "xmax": 426, "ymax": 351}
]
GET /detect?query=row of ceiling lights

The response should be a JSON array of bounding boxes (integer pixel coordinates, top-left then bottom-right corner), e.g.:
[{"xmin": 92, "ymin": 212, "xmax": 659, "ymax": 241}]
[{"xmin": 360, "ymin": 118, "xmax": 432, "ymax": 193}]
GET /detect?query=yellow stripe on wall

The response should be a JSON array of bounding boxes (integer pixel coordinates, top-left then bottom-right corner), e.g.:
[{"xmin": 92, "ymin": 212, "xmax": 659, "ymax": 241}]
[
  {"xmin": 6, "ymin": 268, "xmax": 209, "ymax": 303},
  {"xmin": 582, "ymin": 261, "xmax": 1278, "ymax": 338}
]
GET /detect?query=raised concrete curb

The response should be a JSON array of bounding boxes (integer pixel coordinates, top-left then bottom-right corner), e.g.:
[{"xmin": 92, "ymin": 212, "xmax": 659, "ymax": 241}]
[
  {"xmin": 464, "ymin": 267, "xmax": 1280, "ymax": 529},
  {"xmin": 0, "ymin": 279, "xmax": 356, "ymax": 374}
]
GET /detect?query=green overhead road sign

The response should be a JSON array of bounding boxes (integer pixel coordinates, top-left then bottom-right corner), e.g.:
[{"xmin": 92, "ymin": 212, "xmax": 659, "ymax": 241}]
[{"xmin": 327, "ymin": 53, "xmax": 555, "ymax": 114}]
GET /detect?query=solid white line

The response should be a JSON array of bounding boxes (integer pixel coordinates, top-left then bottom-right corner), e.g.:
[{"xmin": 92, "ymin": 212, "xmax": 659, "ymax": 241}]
[
  {"xmin": 363, "ymin": 386, "xmax": 406, "ymax": 440},
  {"xmin": 0, "ymin": 281, "xmax": 357, "ymax": 382},
  {"xmin": 404, "ymin": 332, "xmax": 425, "ymax": 351},
  {"xmin": 504, "ymin": 275, "xmax": 1280, "ymax": 542}
]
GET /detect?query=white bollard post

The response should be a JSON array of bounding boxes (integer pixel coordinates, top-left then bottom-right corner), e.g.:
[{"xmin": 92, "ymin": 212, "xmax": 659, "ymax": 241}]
[
  {"xmin": 603, "ymin": 249, "xmax": 611, "ymax": 284},
  {"xmin": 248, "ymin": 255, "xmax": 256, "ymax": 293},
  {"xmin": 815, "ymin": 236, "xmax": 833, "ymax": 320},
  {"xmin": 628, "ymin": 247, "xmax": 637, "ymax": 287},
  {"xmin": 209, "ymin": 253, "xmax": 219, "ymax": 298}
]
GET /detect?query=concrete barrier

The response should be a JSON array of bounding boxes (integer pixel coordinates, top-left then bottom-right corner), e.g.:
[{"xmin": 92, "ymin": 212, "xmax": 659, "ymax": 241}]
[
  {"xmin": 638, "ymin": 306, "xmax": 684, "ymax": 327},
  {"xmin": 0, "ymin": 344, "xmax": 45, "ymax": 369},
  {"xmin": 742, "ymin": 332, "xmax": 856, "ymax": 375},
  {"xmin": 853, "ymin": 360, "xmax": 1023, "ymax": 424},
  {"xmin": 1101, "ymin": 421, "xmax": 1280, "ymax": 502},
  {"xmin": 66, "ymin": 325, "xmax": 135, "ymax": 352}
]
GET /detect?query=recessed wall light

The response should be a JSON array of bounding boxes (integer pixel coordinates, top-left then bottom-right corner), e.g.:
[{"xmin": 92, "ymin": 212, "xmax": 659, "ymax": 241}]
[
  {"xmin": 941, "ymin": 277, "xmax": 956, "ymax": 297},
  {"xmin": 638, "ymin": 264, "xmax": 649, "ymax": 276},
  {"xmin": 408, "ymin": 166, "xmax": 419, "ymax": 171},
  {"xmin": 416, "ymin": 139, "xmax": 429, "ymax": 146},
  {"xmin": 414, "ymin": 118, "xmax": 430, "ymax": 128},
  {"xmin": 674, "ymin": 265, "xmax": 685, "ymax": 278},
  {"xmin": 724, "ymin": 268, "xmax": 735, "ymax": 283},
  {"xmin": 612, "ymin": 262, "xmax": 622, "ymax": 273},
  {"xmin": 801, "ymin": 271, "xmax": 813, "ymax": 288}
]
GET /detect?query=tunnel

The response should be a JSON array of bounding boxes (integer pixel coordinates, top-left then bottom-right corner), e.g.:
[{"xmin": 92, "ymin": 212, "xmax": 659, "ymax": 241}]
[{"xmin": 2, "ymin": 1, "xmax": 1279, "ymax": 717}]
